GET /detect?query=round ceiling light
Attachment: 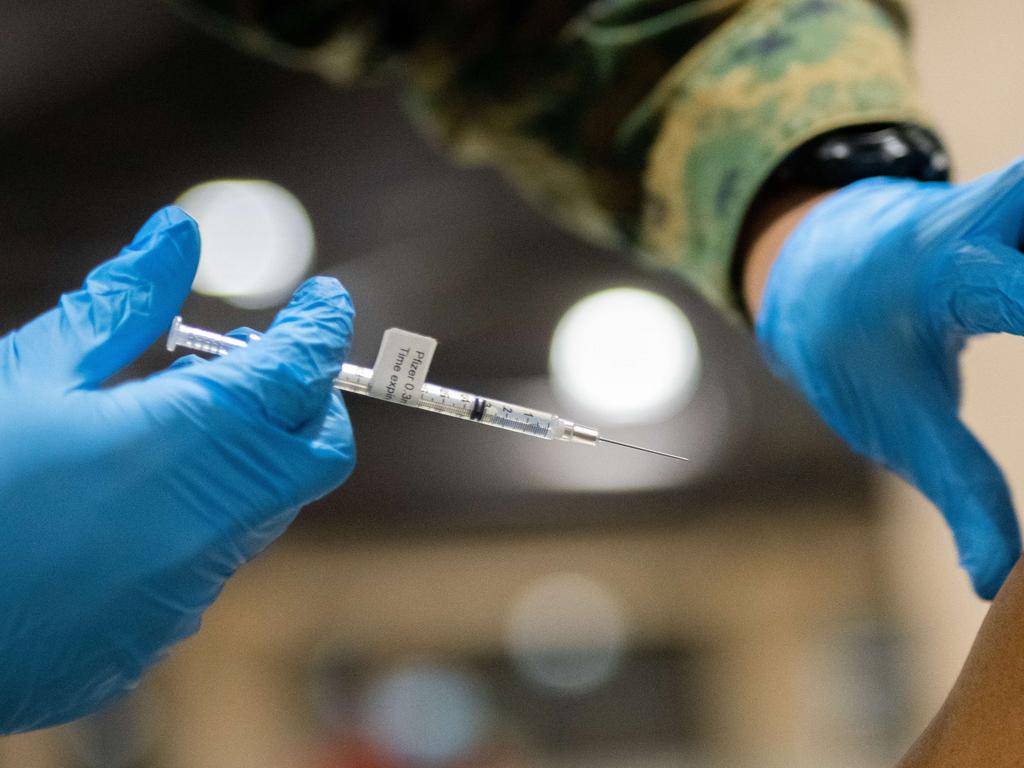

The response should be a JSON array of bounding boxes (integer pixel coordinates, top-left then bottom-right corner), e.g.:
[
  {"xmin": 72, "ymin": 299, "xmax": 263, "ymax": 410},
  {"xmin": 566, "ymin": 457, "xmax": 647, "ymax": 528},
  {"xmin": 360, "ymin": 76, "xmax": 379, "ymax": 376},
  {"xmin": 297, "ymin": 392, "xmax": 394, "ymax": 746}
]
[
  {"xmin": 176, "ymin": 179, "xmax": 314, "ymax": 309},
  {"xmin": 549, "ymin": 287, "xmax": 700, "ymax": 424}
]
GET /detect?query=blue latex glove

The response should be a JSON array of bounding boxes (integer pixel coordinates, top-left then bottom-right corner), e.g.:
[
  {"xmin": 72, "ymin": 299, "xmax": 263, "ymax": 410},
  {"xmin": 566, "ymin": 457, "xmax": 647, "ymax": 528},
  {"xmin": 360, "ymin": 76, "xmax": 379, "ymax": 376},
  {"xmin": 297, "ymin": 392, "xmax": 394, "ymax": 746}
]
[
  {"xmin": 0, "ymin": 206, "xmax": 355, "ymax": 733},
  {"xmin": 758, "ymin": 160, "xmax": 1024, "ymax": 599}
]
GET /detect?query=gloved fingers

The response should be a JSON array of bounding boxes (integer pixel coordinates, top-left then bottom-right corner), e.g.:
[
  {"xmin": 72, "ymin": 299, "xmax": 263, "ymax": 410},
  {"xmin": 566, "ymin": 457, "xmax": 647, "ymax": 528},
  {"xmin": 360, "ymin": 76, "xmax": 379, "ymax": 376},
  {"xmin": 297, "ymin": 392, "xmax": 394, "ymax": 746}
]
[
  {"xmin": 0, "ymin": 206, "xmax": 200, "ymax": 390},
  {"xmin": 320, "ymin": 394, "xmax": 355, "ymax": 464},
  {"xmin": 307, "ymin": 392, "xmax": 357, "ymax": 486},
  {"xmin": 941, "ymin": 238, "xmax": 1024, "ymax": 336},
  {"xmin": 954, "ymin": 157, "xmax": 1024, "ymax": 244},
  {"xmin": 227, "ymin": 326, "xmax": 261, "ymax": 343},
  {"xmin": 168, "ymin": 354, "xmax": 204, "ymax": 372},
  {"xmin": 231, "ymin": 393, "xmax": 358, "ymax": 557},
  {"xmin": 189, "ymin": 277, "xmax": 354, "ymax": 432},
  {"xmin": 900, "ymin": 401, "xmax": 1021, "ymax": 599},
  {"xmin": 283, "ymin": 391, "xmax": 355, "ymax": 499}
]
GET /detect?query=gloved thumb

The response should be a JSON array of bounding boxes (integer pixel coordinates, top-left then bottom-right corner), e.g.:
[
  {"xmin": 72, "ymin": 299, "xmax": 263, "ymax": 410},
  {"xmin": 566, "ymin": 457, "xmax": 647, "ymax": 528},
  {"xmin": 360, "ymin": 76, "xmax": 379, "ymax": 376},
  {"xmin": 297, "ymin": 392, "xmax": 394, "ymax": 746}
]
[
  {"xmin": 903, "ymin": 404, "xmax": 1021, "ymax": 599},
  {"xmin": 186, "ymin": 276, "xmax": 354, "ymax": 432},
  {"xmin": 0, "ymin": 206, "xmax": 199, "ymax": 390},
  {"xmin": 947, "ymin": 157, "xmax": 1024, "ymax": 245}
]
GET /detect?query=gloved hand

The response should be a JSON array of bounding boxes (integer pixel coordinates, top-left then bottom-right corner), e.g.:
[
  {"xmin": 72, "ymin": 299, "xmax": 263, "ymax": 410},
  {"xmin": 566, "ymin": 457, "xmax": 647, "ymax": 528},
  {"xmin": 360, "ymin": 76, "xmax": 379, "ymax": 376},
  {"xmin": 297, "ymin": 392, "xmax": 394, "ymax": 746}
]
[
  {"xmin": 0, "ymin": 206, "xmax": 355, "ymax": 733},
  {"xmin": 758, "ymin": 160, "xmax": 1024, "ymax": 599}
]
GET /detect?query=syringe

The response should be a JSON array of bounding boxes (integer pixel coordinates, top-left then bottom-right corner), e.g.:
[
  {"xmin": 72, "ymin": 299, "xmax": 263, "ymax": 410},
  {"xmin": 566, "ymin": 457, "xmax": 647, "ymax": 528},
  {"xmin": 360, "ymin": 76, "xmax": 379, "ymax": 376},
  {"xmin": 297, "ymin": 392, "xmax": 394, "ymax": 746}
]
[{"xmin": 166, "ymin": 316, "xmax": 687, "ymax": 461}]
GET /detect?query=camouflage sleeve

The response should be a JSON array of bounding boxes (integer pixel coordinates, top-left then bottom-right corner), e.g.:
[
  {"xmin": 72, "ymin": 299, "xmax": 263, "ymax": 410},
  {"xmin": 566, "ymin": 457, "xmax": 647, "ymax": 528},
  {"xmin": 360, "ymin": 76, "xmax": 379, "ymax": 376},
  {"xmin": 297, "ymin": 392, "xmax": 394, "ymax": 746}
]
[
  {"xmin": 176, "ymin": 0, "xmax": 932, "ymax": 320},
  {"xmin": 636, "ymin": 0, "xmax": 931, "ymax": 316}
]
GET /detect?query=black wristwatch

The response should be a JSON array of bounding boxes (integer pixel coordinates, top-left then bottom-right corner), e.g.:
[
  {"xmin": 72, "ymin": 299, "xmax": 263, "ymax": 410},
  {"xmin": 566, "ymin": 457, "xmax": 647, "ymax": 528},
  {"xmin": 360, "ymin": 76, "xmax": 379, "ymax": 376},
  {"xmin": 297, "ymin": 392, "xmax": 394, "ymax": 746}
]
[
  {"xmin": 733, "ymin": 123, "xmax": 951, "ymax": 320},
  {"xmin": 773, "ymin": 122, "xmax": 951, "ymax": 188}
]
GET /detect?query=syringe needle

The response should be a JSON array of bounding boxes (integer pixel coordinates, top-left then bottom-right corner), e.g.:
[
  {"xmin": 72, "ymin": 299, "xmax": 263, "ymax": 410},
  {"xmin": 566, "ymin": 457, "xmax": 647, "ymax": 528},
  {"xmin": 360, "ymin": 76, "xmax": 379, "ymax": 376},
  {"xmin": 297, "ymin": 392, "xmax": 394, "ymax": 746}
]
[{"xmin": 597, "ymin": 437, "xmax": 689, "ymax": 461}]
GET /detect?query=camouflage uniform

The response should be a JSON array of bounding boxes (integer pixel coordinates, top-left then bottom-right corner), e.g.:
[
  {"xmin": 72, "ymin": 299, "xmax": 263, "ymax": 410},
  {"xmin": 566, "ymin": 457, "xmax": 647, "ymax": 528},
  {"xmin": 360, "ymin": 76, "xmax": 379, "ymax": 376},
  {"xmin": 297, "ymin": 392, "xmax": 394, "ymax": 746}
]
[{"xmin": 177, "ymin": 0, "xmax": 931, "ymax": 320}]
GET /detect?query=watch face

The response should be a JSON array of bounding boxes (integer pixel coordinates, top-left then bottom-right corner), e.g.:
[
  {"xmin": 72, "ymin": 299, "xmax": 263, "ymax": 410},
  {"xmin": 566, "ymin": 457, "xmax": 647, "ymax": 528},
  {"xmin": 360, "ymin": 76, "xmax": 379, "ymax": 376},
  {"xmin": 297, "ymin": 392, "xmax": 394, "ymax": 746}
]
[{"xmin": 787, "ymin": 124, "xmax": 950, "ymax": 187}]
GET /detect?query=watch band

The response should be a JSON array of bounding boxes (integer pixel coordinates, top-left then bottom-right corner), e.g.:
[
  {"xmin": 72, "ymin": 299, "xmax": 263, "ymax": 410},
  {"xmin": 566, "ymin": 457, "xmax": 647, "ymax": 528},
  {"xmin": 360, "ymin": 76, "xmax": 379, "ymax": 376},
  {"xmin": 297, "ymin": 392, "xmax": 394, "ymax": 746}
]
[{"xmin": 773, "ymin": 123, "xmax": 951, "ymax": 188}]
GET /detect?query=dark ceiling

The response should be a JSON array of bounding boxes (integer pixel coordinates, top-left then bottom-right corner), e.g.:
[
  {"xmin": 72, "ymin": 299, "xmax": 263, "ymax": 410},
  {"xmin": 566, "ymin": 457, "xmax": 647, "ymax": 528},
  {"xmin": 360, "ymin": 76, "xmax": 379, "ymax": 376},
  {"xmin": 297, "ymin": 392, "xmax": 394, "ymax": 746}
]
[{"xmin": 0, "ymin": 0, "xmax": 869, "ymax": 537}]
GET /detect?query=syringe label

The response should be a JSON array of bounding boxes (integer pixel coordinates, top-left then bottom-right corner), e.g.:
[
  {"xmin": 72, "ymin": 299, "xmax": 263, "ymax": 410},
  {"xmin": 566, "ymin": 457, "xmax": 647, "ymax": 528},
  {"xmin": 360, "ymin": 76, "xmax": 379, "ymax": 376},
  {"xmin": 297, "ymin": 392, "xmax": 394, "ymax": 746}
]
[{"xmin": 368, "ymin": 328, "xmax": 438, "ymax": 405}]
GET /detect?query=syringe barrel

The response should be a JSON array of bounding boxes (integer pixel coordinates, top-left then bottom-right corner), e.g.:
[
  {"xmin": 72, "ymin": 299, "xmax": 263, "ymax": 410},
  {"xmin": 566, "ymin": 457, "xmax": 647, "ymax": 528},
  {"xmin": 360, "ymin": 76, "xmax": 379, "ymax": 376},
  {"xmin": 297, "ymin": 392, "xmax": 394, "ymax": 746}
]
[
  {"xmin": 334, "ymin": 365, "xmax": 591, "ymax": 443},
  {"xmin": 167, "ymin": 317, "xmax": 599, "ymax": 445},
  {"xmin": 166, "ymin": 316, "xmax": 249, "ymax": 355},
  {"xmin": 417, "ymin": 384, "xmax": 556, "ymax": 439},
  {"xmin": 335, "ymin": 364, "xmax": 372, "ymax": 396}
]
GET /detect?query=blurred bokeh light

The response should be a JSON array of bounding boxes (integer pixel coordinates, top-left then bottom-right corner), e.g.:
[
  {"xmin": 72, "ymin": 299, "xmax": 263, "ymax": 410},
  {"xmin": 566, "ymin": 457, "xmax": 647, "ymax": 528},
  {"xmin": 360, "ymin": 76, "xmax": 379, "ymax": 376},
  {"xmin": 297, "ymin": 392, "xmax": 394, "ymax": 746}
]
[
  {"xmin": 549, "ymin": 288, "xmax": 701, "ymax": 425},
  {"xmin": 505, "ymin": 573, "xmax": 627, "ymax": 694},
  {"xmin": 362, "ymin": 663, "xmax": 491, "ymax": 765},
  {"xmin": 176, "ymin": 179, "xmax": 314, "ymax": 308}
]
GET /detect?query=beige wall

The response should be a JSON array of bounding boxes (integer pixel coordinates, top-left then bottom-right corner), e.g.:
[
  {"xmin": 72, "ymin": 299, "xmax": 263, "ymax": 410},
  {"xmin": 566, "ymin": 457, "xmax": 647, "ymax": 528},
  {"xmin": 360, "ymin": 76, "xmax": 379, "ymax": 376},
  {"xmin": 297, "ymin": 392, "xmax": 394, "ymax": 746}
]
[
  {"xmin": 0, "ymin": 512, "xmax": 881, "ymax": 768},
  {"xmin": 881, "ymin": 0, "xmax": 1024, "ymax": 725}
]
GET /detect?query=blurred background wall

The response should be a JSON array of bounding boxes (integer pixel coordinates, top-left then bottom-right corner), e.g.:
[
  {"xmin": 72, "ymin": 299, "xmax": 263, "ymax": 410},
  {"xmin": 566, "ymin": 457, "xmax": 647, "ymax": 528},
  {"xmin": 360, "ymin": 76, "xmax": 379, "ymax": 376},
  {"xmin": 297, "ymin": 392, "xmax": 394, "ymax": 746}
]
[
  {"xmin": 879, "ymin": 0, "xmax": 1024, "ymax": 730},
  {"xmin": 0, "ymin": 1, "xmax": 1022, "ymax": 766}
]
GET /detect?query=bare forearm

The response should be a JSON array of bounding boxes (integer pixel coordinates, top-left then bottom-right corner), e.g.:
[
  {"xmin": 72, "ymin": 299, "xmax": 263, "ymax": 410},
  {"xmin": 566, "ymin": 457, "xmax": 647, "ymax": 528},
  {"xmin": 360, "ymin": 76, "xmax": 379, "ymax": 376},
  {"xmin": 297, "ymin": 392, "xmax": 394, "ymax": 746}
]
[{"xmin": 741, "ymin": 186, "xmax": 835, "ymax": 317}]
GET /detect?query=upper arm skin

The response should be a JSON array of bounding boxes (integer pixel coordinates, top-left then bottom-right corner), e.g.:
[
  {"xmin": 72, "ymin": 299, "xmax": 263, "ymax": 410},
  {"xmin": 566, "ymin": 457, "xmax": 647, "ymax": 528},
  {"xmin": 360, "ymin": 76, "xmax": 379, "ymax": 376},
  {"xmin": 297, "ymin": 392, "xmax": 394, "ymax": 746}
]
[{"xmin": 897, "ymin": 558, "xmax": 1024, "ymax": 767}]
